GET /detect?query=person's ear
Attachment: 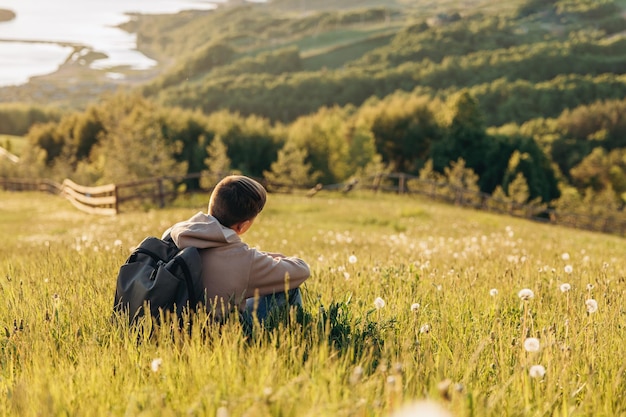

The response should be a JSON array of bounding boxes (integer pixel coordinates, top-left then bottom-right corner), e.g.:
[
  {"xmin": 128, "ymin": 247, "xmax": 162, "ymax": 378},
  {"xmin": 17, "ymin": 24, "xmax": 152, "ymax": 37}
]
[{"xmin": 233, "ymin": 219, "xmax": 252, "ymax": 235}]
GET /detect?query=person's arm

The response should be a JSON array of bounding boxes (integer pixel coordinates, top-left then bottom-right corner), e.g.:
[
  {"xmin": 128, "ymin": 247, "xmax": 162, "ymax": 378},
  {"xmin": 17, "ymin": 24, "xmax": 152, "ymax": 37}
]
[{"xmin": 246, "ymin": 250, "xmax": 310, "ymax": 297}]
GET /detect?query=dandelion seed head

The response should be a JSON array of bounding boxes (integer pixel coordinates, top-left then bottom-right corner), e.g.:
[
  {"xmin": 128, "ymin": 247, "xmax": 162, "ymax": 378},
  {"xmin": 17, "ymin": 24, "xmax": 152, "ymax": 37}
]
[
  {"xmin": 343, "ymin": 272, "xmax": 350, "ymax": 280},
  {"xmin": 518, "ymin": 288, "xmax": 535, "ymax": 300},
  {"xmin": 529, "ymin": 364, "xmax": 546, "ymax": 378},
  {"xmin": 410, "ymin": 303, "xmax": 420, "ymax": 312},
  {"xmin": 348, "ymin": 255, "xmax": 357, "ymax": 264},
  {"xmin": 561, "ymin": 252, "xmax": 570, "ymax": 261},
  {"xmin": 523, "ymin": 337, "xmax": 541, "ymax": 353},
  {"xmin": 350, "ymin": 366, "xmax": 364, "ymax": 385},
  {"xmin": 560, "ymin": 283, "xmax": 571, "ymax": 293},
  {"xmin": 151, "ymin": 358, "xmax": 163, "ymax": 372},
  {"xmin": 390, "ymin": 400, "xmax": 453, "ymax": 417},
  {"xmin": 489, "ymin": 288, "xmax": 499, "ymax": 297},
  {"xmin": 374, "ymin": 297, "xmax": 385, "ymax": 309},
  {"xmin": 420, "ymin": 323, "xmax": 431, "ymax": 334},
  {"xmin": 564, "ymin": 264, "xmax": 573, "ymax": 274},
  {"xmin": 586, "ymin": 283, "xmax": 594, "ymax": 291},
  {"xmin": 585, "ymin": 299, "xmax": 598, "ymax": 314},
  {"xmin": 113, "ymin": 239, "xmax": 123, "ymax": 247}
]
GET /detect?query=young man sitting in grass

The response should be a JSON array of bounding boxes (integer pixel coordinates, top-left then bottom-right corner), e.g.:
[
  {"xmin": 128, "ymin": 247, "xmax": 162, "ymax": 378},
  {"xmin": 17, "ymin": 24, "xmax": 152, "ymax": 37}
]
[{"xmin": 162, "ymin": 175, "xmax": 310, "ymax": 322}]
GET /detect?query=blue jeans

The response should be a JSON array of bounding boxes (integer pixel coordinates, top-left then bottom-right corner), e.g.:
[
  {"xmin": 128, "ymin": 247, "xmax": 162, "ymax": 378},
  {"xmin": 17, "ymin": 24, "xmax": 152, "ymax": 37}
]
[{"xmin": 244, "ymin": 288, "xmax": 303, "ymax": 321}]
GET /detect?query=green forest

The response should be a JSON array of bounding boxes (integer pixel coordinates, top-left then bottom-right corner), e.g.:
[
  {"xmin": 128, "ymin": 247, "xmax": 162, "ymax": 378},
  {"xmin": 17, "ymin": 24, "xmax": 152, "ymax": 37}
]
[{"xmin": 1, "ymin": 0, "xmax": 626, "ymax": 215}]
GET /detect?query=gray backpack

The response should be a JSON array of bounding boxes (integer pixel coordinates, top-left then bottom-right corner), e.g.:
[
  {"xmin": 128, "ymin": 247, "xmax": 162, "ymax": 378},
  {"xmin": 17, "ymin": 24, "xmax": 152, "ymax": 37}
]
[{"xmin": 113, "ymin": 236, "xmax": 204, "ymax": 325}]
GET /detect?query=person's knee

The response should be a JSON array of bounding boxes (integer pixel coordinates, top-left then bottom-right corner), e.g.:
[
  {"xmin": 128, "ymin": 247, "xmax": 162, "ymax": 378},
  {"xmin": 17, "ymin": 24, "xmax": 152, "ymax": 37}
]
[{"xmin": 287, "ymin": 287, "xmax": 303, "ymax": 307}]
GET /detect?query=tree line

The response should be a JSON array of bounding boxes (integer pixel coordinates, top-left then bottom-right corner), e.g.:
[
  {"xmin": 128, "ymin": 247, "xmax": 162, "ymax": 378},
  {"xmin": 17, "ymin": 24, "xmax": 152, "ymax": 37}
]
[
  {"xmin": 3, "ymin": 88, "xmax": 625, "ymax": 216},
  {"xmin": 1, "ymin": 0, "xmax": 625, "ymax": 216}
]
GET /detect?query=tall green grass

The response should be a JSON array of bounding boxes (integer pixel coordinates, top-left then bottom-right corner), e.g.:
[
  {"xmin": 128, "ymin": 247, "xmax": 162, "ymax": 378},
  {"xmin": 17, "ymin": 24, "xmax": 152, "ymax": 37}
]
[{"xmin": 0, "ymin": 190, "xmax": 624, "ymax": 416}]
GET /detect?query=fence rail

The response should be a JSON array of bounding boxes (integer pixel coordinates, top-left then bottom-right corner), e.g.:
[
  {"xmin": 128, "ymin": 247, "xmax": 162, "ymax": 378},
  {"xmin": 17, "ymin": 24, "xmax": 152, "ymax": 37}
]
[
  {"xmin": 2, "ymin": 173, "xmax": 626, "ymax": 237},
  {"xmin": 61, "ymin": 179, "xmax": 117, "ymax": 216}
]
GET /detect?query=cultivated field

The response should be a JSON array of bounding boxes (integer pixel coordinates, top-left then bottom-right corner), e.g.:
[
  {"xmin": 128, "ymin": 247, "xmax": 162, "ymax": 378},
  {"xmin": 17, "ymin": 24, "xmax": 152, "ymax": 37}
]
[{"xmin": 0, "ymin": 190, "xmax": 624, "ymax": 416}]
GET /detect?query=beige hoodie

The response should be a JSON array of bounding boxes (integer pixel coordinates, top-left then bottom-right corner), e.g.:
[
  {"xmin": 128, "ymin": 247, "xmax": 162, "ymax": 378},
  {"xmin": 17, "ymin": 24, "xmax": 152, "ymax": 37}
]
[{"xmin": 163, "ymin": 212, "xmax": 310, "ymax": 315}]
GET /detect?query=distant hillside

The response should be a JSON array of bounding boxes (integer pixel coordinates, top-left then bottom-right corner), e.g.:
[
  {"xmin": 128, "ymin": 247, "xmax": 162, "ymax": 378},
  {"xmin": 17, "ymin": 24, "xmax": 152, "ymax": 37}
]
[
  {"xmin": 2, "ymin": 0, "xmax": 624, "ymax": 126},
  {"xmin": 123, "ymin": 0, "xmax": 626, "ymax": 128}
]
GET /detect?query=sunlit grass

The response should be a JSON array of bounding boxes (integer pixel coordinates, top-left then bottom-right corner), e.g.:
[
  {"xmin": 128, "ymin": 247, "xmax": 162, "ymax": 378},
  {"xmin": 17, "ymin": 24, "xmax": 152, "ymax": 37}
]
[
  {"xmin": 0, "ymin": 134, "xmax": 25, "ymax": 156},
  {"xmin": 0, "ymin": 190, "xmax": 625, "ymax": 416}
]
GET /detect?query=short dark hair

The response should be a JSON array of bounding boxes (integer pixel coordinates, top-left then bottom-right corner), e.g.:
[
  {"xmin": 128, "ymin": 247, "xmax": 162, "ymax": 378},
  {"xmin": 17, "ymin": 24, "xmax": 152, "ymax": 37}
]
[{"xmin": 208, "ymin": 175, "xmax": 267, "ymax": 227}]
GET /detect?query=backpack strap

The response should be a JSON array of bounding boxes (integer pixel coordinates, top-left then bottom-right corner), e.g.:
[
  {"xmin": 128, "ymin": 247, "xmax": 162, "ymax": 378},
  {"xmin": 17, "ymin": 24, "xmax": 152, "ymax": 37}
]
[{"xmin": 172, "ymin": 253, "xmax": 198, "ymax": 308}]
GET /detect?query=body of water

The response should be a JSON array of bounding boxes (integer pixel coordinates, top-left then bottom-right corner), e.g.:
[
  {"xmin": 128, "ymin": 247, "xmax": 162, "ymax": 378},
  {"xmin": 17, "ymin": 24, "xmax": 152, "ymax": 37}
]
[{"xmin": 0, "ymin": 0, "xmax": 222, "ymax": 87}]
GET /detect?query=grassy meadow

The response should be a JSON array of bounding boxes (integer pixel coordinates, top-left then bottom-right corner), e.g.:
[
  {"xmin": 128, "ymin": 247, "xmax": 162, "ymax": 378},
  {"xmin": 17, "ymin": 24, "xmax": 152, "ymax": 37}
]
[{"xmin": 0, "ymin": 189, "xmax": 625, "ymax": 416}]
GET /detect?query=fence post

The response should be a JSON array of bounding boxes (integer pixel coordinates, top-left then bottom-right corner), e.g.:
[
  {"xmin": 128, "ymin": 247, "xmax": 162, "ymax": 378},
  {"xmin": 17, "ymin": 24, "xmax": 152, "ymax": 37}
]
[
  {"xmin": 114, "ymin": 185, "xmax": 119, "ymax": 214},
  {"xmin": 372, "ymin": 173, "xmax": 381, "ymax": 193},
  {"xmin": 157, "ymin": 178, "xmax": 165, "ymax": 208}
]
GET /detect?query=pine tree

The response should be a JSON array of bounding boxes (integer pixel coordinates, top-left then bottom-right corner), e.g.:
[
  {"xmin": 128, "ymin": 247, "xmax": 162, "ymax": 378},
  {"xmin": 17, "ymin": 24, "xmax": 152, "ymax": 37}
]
[
  {"xmin": 263, "ymin": 140, "xmax": 314, "ymax": 192},
  {"xmin": 202, "ymin": 135, "xmax": 232, "ymax": 188},
  {"xmin": 507, "ymin": 172, "xmax": 530, "ymax": 205}
]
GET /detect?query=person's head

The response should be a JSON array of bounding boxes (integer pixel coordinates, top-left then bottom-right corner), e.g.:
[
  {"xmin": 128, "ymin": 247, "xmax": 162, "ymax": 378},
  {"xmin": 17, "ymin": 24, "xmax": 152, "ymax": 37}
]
[{"xmin": 208, "ymin": 175, "xmax": 267, "ymax": 234}]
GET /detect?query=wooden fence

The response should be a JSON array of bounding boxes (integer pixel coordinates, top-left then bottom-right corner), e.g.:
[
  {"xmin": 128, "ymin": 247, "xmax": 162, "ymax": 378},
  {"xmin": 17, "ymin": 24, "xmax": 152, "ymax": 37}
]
[
  {"xmin": 0, "ymin": 177, "xmax": 117, "ymax": 215},
  {"xmin": 2, "ymin": 173, "xmax": 626, "ymax": 237},
  {"xmin": 61, "ymin": 179, "xmax": 117, "ymax": 216},
  {"xmin": 352, "ymin": 172, "xmax": 626, "ymax": 237}
]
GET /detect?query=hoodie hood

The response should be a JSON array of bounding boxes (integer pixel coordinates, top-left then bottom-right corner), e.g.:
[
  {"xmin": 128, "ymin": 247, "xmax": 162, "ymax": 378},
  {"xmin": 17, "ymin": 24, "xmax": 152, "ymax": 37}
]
[{"xmin": 166, "ymin": 212, "xmax": 240, "ymax": 249}]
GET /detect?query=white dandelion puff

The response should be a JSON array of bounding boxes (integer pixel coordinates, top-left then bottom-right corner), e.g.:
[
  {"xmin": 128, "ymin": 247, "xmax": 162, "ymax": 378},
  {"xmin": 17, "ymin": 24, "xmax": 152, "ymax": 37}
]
[
  {"xmin": 585, "ymin": 299, "xmax": 598, "ymax": 314},
  {"xmin": 151, "ymin": 358, "xmax": 163, "ymax": 372},
  {"xmin": 560, "ymin": 283, "xmax": 571, "ymax": 293},
  {"xmin": 529, "ymin": 364, "xmax": 546, "ymax": 378},
  {"xmin": 343, "ymin": 272, "xmax": 350, "ymax": 280},
  {"xmin": 564, "ymin": 264, "xmax": 573, "ymax": 274},
  {"xmin": 586, "ymin": 283, "xmax": 594, "ymax": 291},
  {"xmin": 410, "ymin": 303, "xmax": 420, "ymax": 312},
  {"xmin": 350, "ymin": 366, "xmax": 364, "ymax": 385},
  {"xmin": 374, "ymin": 297, "xmax": 385, "ymax": 309},
  {"xmin": 113, "ymin": 239, "xmax": 123, "ymax": 247},
  {"xmin": 561, "ymin": 252, "xmax": 570, "ymax": 261},
  {"xmin": 348, "ymin": 255, "xmax": 358, "ymax": 264},
  {"xmin": 420, "ymin": 323, "xmax": 431, "ymax": 334},
  {"xmin": 523, "ymin": 337, "xmax": 541, "ymax": 353},
  {"xmin": 518, "ymin": 288, "xmax": 534, "ymax": 300},
  {"xmin": 390, "ymin": 400, "xmax": 453, "ymax": 417},
  {"xmin": 489, "ymin": 288, "xmax": 499, "ymax": 297}
]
